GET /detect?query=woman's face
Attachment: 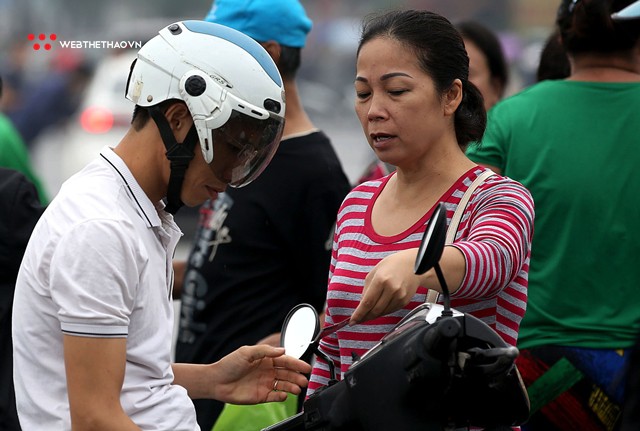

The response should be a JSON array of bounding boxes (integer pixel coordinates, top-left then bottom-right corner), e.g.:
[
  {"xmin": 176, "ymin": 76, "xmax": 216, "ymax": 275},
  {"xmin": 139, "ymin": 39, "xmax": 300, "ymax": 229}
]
[
  {"xmin": 465, "ymin": 38, "xmax": 502, "ymax": 111},
  {"xmin": 354, "ymin": 36, "xmax": 459, "ymax": 168}
]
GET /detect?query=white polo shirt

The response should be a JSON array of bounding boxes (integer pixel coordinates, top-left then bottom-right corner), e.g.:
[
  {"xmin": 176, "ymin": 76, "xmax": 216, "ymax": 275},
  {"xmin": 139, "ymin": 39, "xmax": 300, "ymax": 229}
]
[{"xmin": 12, "ymin": 147, "xmax": 199, "ymax": 430}]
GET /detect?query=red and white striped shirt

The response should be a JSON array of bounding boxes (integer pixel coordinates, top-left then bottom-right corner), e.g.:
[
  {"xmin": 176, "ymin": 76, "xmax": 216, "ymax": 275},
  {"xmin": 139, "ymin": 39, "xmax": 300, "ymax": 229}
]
[{"xmin": 308, "ymin": 166, "xmax": 534, "ymax": 395}]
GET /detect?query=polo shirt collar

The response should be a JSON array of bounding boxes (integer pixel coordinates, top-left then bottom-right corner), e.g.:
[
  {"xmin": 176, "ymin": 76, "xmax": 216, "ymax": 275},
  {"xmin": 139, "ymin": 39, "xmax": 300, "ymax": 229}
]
[{"xmin": 99, "ymin": 146, "xmax": 162, "ymax": 228}]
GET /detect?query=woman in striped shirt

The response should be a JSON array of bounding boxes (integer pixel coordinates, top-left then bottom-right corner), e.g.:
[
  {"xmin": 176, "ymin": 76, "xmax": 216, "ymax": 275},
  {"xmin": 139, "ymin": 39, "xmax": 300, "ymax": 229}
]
[{"xmin": 307, "ymin": 9, "xmax": 535, "ymax": 399}]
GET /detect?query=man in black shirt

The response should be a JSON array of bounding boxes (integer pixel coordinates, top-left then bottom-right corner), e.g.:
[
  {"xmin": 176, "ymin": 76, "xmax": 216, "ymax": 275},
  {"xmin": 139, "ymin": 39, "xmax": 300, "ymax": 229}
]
[{"xmin": 0, "ymin": 168, "xmax": 45, "ymax": 430}]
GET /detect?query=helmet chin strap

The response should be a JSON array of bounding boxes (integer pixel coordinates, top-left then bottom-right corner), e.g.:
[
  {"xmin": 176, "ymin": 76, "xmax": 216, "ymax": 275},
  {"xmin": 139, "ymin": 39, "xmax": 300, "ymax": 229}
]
[{"xmin": 149, "ymin": 107, "xmax": 199, "ymax": 215}]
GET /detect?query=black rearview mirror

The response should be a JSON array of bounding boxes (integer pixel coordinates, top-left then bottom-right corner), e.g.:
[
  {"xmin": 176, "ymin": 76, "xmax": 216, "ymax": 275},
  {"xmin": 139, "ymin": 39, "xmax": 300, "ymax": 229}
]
[
  {"xmin": 414, "ymin": 202, "xmax": 447, "ymax": 275},
  {"xmin": 280, "ymin": 303, "xmax": 320, "ymax": 360}
]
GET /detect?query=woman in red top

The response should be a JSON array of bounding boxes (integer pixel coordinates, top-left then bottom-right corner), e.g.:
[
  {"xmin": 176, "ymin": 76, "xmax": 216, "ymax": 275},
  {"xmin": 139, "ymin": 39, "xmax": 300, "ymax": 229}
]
[{"xmin": 307, "ymin": 10, "xmax": 535, "ymax": 407}]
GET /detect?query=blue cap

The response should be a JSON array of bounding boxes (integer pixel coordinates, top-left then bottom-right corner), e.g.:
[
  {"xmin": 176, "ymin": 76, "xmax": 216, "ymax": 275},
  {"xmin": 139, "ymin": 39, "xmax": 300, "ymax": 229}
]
[{"xmin": 204, "ymin": 0, "xmax": 313, "ymax": 48}]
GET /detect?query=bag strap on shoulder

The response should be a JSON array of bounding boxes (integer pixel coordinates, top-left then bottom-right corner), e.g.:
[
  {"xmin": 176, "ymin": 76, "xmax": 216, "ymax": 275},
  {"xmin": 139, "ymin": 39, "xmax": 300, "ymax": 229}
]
[{"xmin": 426, "ymin": 169, "xmax": 496, "ymax": 303}]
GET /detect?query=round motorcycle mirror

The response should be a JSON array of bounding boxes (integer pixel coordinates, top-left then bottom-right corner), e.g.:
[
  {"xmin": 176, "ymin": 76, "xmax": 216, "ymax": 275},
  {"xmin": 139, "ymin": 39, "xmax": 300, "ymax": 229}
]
[
  {"xmin": 414, "ymin": 202, "xmax": 448, "ymax": 275},
  {"xmin": 280, "ymin": 303, "xmax": 320, "ymax": 359}
]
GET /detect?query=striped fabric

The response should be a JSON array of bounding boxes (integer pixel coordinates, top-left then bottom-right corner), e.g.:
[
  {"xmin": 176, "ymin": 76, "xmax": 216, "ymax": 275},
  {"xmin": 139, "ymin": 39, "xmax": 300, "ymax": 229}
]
[{"xmin": 308, "ymin": 167, "xmax": 534, "ymax": 396}]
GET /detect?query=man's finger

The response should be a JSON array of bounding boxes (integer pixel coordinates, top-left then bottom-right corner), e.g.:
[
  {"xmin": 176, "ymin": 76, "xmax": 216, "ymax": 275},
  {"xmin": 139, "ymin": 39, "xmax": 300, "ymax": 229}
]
[
  {"xmin": 265, "ymin": 390, "xmax": 289, "ymax": 403},
  {"xmin": 272, "ymin": 356, "xmax": 312, "ymax": 374},
  {"xmin": 245, "ymin": 345, "xmax": 286, "ymax": 361}
]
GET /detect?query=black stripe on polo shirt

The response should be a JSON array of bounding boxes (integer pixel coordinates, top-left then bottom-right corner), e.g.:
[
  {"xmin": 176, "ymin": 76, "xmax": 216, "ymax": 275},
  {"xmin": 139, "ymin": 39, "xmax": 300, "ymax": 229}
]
[
  {"xmin": 62, "ymin": 329, "xmax": 127, "ymax": 337},
  {"xmin": 101, "ymin": 154, "xmax": 153, "ymax": 228}
]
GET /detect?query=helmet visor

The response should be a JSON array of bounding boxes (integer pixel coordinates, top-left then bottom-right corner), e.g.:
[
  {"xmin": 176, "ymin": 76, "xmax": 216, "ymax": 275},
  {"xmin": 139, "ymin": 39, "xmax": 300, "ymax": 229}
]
[
  {"xmin": 612, "ymin": 0, "xmax": 640, "ymax": 19},
  {"xmin": 211, "ymin": 109, "xmax": 284, "ymax": 188}
]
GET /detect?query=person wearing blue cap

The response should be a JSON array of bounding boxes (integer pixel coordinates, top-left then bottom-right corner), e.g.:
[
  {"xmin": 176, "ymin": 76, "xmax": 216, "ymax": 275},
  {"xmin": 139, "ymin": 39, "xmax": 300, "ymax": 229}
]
[{"xmin": 173, "ymin": 1, "xmax": 351, "ymax": 429}]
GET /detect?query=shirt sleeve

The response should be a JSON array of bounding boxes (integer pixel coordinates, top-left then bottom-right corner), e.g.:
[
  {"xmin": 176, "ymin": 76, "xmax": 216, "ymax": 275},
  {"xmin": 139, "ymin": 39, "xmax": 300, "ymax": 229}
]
[
  {"xmin": 450, "ymin": 179, "xmax": 534, "ymax": 300},
  {"xmin": 50, "ymin": 219, "xmax": 142, "ymax": 338}
]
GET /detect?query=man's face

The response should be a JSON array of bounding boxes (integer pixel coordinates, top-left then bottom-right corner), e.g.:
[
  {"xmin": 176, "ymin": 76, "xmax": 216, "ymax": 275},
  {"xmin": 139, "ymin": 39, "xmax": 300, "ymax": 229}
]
[{"xmin": 179, "ymin": 113, "xmax": 279, "ymax": 207}]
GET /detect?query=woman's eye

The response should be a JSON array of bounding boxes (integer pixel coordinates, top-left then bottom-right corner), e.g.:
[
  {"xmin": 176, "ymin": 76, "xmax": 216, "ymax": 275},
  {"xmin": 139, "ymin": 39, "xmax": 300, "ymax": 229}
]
[
  {"xmin": 389, "ymin": 89, "xmax": 407, "ymax": 96},
  {"xmin": 356, "ymin": 91, "xmax": 371, "ymax": 99}
]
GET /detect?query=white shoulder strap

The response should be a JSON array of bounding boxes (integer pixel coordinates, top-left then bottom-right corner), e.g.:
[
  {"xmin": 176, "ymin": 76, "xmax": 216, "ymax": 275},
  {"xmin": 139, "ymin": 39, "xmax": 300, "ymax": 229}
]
[{"xmin": 425, "ymin": 170, "xmax": 496, "ymax": 303}]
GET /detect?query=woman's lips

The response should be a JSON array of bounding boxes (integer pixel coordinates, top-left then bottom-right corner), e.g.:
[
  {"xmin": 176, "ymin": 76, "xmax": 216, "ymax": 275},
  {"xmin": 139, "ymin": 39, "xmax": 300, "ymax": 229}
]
[{"xmin": 371, "ymin": 134, "xmax": 395, "ymax": 150}]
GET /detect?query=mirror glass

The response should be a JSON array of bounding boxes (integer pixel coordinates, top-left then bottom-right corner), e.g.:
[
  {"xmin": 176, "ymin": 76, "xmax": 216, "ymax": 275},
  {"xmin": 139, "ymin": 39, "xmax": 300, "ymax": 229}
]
[
  {"xmin": 281, "ymin": 304, "xmax": 319, "ymax": 359},
  {"xmin": 414, "ymin": 202, "xmax": 447, "ymax": 275}
]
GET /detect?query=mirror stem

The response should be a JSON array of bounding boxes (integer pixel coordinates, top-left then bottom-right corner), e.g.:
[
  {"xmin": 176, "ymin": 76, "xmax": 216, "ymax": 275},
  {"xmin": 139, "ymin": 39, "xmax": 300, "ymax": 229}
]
[
  {"xmin": 434, "ymin": 264, "xmax": 453, "ymax": 317},
  {"xmin": 315, "ymin": 347, "xmax": 338, "ymax": 385}
]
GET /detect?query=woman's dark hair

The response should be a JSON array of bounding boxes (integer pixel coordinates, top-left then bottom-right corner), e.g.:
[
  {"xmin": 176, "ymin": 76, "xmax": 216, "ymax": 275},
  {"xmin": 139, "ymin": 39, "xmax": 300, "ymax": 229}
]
[
  {"xmin": 557, "ymin": 0, "xmax": 640, "ymax": 55},
  {"xmin": 537, "ymin": 29, "xmax": 571, "ymax": 81},
  {"xmin": 457, "ymin": 20, "xmax": 509, "ymax": 97},
  {"xmin": 357, "ymin": 9, "xmax": 486, "ymax": 148}
]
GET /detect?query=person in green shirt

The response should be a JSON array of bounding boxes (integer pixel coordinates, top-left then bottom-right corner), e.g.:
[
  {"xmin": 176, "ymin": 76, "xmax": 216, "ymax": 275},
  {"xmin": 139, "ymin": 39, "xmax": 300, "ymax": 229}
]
[{"xmin": 466, "ymin": 0, "xmax": 640, "ymax": 429}]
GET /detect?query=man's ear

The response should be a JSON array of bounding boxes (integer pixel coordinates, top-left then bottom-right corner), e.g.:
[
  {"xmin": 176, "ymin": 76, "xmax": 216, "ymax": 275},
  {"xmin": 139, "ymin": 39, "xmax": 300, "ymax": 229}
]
[
  {"xmin": 443, "ymin": 79, "xmax": 463, "ymax": 116},
  {"xmin": 261, "ymin": 41, "xmax": 282, "ymax": 65},
  {"xmin": 164, "ymin": 102, "xmax": 193, "ymax": 139}
]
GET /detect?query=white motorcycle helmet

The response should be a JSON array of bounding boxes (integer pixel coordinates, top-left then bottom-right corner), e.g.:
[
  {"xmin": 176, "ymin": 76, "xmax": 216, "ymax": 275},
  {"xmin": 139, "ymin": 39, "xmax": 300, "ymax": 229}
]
[{"xmin": 125, "ymin": 20, "xmax": 285, "ymax": 212}]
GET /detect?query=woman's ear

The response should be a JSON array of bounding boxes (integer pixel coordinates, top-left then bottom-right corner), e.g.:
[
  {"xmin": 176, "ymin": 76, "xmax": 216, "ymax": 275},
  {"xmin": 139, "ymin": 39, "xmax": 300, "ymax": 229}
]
[{"xmin": 443, "ymin": 78, "xmax": 463, "ymax": 116}]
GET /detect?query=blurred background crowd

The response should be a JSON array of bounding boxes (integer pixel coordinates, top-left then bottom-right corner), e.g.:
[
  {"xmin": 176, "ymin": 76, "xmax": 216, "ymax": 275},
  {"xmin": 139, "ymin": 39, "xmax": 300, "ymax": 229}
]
[{"xmin": 0, "ymin": 0, "xmax": 560, "ymax": 208}]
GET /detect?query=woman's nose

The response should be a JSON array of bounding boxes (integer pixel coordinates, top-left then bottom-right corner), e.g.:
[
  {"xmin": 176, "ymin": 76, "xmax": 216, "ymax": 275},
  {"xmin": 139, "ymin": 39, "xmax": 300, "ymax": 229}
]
[{"xmin": 367, "ymin": 94, "xmax": 387, "ymax": 122}]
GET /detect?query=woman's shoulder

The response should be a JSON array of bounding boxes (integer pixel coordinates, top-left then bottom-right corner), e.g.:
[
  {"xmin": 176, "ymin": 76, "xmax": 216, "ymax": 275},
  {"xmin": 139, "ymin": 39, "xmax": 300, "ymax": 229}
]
[
  {"xmin": 473, "ymin": 168, "xmax": 534, "ymax": 206},
  {"xmin": 336, "ymin": 173, "xmax": 392, "ymax": 219},
  {"xmin": 350, "ymin": 172, "xmax": 392, "ymax": 195}
]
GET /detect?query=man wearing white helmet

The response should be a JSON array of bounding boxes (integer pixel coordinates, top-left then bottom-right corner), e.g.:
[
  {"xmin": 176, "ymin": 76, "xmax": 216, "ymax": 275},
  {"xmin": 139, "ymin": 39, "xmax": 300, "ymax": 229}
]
[
  {"xmin": 11, "ymin": 20, "xmax": 311, "ymax": 431},
  {"xmin": 172, "ymin": 1, "xmax": 352, "ymax": 429}
]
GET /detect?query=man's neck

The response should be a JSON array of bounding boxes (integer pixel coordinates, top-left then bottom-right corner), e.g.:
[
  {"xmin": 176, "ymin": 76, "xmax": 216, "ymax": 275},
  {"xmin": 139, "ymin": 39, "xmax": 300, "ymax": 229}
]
[
  {"xmin": 114, "ymin": 126, "xmax": 167, "ymax": 203},
  {"xmin": 569, "ymin": 52, "xmax": 640, "ymax": 82},
  {"xmin": 281, "ymin": 80, "xmax": 316, "ymax": 138}
]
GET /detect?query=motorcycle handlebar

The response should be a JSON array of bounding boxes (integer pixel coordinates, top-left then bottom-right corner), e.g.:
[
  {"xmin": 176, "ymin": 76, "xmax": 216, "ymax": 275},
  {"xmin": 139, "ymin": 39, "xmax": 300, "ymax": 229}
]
[
  {"xmin": 261, "ymin": 412, "xmax": 304, "ymax": 431},
  {"xmin": 421, "ymin": 317, "xmax": 461, "ymax": 360}
]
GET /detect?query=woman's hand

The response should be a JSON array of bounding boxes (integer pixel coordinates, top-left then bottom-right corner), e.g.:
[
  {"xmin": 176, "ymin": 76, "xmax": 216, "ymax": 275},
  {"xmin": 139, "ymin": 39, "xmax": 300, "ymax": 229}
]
[
  {"xmin": 350, "ymin": 248, "xmax": 423, "ymax": 324},
  {"xmin": 212, "ymin": 345, "xmax": 312, "ymax": 404},
  {"xmin": 350, "ymin": 245, "xmax": 466, "ymax": 324}
]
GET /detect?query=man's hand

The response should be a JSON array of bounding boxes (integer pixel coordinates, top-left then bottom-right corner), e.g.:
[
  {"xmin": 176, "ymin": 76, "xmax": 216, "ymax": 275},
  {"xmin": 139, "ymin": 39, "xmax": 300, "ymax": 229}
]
[
  {"xmin": 173, "ymin": 345, "xmax": 311, "ymax": 403},
  {"xmin": 256, "ymin": 332, "xmax": 281, "ymax": 347},
  {"xmin": 212, "ymin": 345, "xmax": 311, "ymax": 404}
]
